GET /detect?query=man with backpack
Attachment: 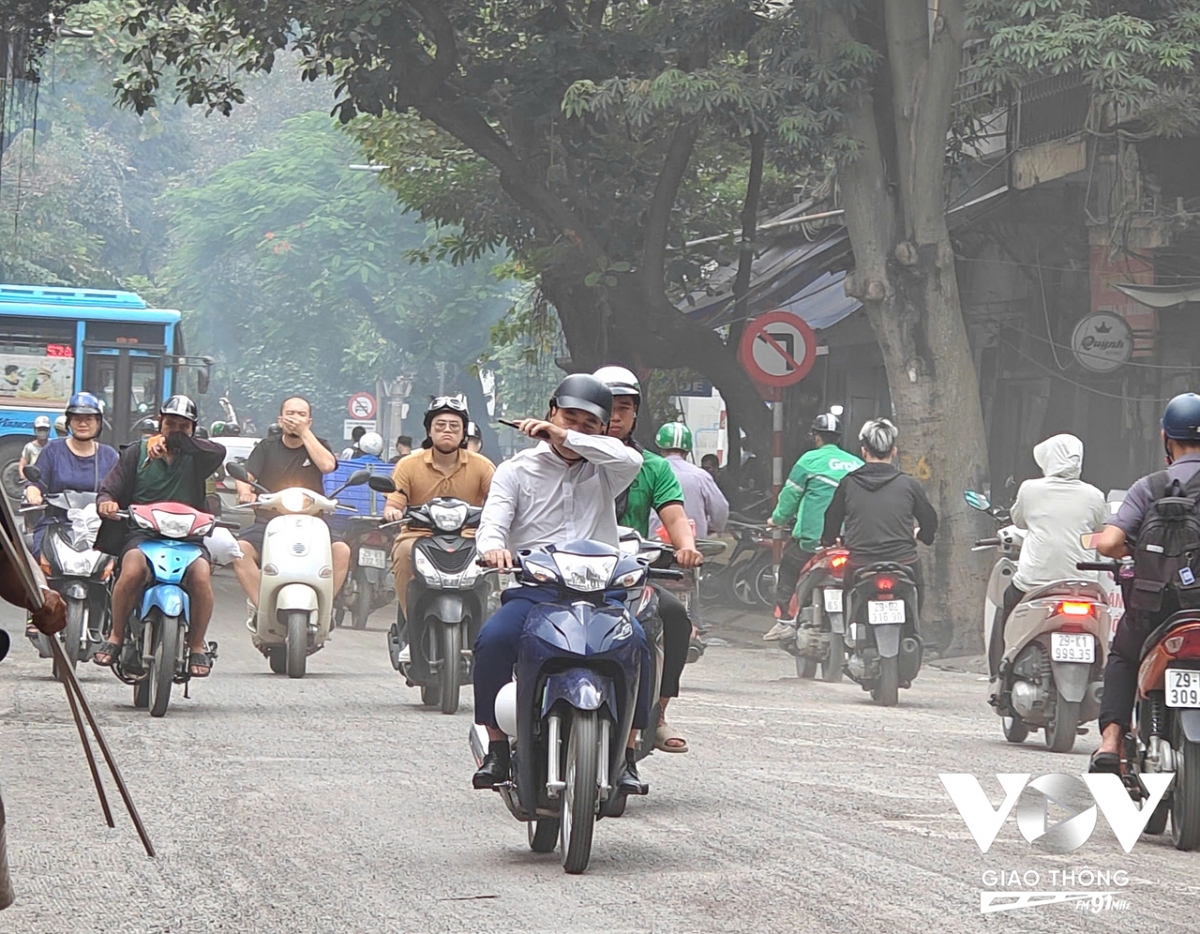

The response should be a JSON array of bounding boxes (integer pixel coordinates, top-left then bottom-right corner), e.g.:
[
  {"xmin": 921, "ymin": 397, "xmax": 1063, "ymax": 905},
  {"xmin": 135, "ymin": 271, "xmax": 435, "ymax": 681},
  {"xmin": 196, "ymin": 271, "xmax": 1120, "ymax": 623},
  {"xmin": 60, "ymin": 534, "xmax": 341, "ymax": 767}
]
[{"xmin": 1090, "ymin": 392, "xmax": 1200, "ymax": 773}]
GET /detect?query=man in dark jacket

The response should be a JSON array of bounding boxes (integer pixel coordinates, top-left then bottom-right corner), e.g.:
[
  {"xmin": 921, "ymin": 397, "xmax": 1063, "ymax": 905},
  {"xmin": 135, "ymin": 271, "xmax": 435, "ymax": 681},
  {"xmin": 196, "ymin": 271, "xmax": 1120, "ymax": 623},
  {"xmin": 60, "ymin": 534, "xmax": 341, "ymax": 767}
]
[
  {"xmin": 821, "ymin": 418, "xmax": 938, "ymax": 611},
  {"xmin": 94, "ymin": 395, "xmax": 226, "ymax": 678}
]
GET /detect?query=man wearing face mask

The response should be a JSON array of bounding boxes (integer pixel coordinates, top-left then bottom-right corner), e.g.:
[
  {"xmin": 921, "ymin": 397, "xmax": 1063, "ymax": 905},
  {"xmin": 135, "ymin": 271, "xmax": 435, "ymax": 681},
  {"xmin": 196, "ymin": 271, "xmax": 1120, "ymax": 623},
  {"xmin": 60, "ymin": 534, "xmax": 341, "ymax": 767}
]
[
  {"xmin": 18, "ymin": 415, "xmax": 51, "ymax": 482},
  {"xmin": 94, "ymin": 395, "xmax": 226, "ymax": 677}
]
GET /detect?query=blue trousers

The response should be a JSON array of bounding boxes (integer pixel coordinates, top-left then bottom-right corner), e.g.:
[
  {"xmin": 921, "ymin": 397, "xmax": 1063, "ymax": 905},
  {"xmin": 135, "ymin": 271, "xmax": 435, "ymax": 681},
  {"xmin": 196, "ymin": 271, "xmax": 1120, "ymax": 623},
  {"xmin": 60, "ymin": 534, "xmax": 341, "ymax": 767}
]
[{"xmin": 473, "ymin": 586, "xmax": 653, "ymax": 731}]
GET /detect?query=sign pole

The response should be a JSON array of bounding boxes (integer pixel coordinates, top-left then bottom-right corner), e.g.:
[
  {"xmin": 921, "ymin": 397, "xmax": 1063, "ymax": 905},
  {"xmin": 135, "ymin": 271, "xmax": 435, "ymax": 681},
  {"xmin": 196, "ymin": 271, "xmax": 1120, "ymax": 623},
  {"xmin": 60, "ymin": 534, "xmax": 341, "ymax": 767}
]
[{"xmin": 771, "ymin": 386, "xmax": 784, "ymax": 566}]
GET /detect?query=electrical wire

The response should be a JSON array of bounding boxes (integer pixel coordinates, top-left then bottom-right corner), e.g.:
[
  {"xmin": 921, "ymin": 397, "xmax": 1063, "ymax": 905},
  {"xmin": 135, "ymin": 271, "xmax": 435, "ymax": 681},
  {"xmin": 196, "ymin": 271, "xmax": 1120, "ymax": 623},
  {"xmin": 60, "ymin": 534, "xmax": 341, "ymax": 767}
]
[{"xmin": 996, "ymin": 334, "xmax": 1181, "ymax": 403}]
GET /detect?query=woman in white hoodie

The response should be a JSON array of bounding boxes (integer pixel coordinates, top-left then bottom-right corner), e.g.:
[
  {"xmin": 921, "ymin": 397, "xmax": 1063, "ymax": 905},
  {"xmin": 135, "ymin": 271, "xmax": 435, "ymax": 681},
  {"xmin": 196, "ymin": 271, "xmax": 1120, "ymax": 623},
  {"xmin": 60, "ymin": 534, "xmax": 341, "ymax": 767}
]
[{"xmin": 988, "ymin": 434, "xmax": 1107, "ymax": 679}]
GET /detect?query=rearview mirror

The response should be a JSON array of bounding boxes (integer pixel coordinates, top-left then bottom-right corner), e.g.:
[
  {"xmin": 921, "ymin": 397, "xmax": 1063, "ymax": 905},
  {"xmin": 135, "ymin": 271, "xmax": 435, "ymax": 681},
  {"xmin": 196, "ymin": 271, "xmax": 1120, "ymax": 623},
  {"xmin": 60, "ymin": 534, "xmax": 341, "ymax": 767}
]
[
  {"xmin": 225, "ymin": 462, "xmax": 250, "ymax": 483},
  {"xmin": 964, "ymin": 490, "xmax": 990, "ymax": 511},
  {"xmin": 23, "ymin": 464, "xmax": 41, "ymax": 483},
  {"xmin": 367, "ymin": 475, "xmax": 396, "ymax": 494},
  {"xmin": 345, "ymin": 469, "xmax": 372, "ymax": 487}
]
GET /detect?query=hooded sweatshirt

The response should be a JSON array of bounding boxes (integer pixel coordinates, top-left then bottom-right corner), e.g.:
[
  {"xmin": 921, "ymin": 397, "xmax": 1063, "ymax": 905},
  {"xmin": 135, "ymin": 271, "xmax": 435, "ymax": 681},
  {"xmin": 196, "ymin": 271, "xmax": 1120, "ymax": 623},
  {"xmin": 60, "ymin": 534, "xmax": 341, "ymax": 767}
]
[
  {"xmin": 1009, "ymin": 434, "xmax": 1106, "ymax": 591},
  {"xmin": 821, "ymin": 461, "xmax": 938, "ymax": 564}
]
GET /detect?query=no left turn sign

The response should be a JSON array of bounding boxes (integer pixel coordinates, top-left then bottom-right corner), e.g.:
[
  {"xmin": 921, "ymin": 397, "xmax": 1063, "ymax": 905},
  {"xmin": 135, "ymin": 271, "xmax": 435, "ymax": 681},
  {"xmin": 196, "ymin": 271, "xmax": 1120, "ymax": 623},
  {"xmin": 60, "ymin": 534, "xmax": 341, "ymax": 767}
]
[
  {"xmin": 347, "ymin": 392, "xmax": 377, "ymax": 420},
  {"xmin": 738, "ymin": 311, "xmax": 818, "ymax": 389}
]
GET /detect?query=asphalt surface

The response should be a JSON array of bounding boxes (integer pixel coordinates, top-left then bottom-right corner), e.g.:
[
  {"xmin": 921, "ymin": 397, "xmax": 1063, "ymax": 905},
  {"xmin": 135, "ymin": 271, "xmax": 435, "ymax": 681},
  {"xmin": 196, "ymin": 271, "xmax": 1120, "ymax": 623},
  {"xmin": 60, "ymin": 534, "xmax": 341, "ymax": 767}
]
[{"xmin": 1, "ymin": 573, "xmax": 1198, "ymax": 933}]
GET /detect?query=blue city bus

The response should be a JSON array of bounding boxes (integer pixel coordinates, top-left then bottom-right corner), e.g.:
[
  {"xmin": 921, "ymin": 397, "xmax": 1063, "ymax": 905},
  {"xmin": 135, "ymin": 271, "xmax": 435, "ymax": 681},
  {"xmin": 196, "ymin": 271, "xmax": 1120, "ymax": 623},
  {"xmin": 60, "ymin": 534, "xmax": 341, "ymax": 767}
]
[{"xmin": 0, "ymin": 283, "xmax": 211, "ymax": 497}]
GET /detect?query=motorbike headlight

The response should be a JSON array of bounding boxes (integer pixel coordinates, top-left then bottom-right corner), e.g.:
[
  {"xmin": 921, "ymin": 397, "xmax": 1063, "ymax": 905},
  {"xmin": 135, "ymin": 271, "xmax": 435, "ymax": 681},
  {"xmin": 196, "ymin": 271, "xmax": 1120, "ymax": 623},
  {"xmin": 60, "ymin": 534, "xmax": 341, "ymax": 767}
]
[
  {"xmin": 279, "ymin": 489, "xmax": 313, "ymax": 514},
  {"xmin": 553, "ymin": 554, "xmax": 617, "ymax": 592},
  {"xmin": 151, "ymin": 509, "xmax": 196, "ymax": 539},
  {"xmin": 413, "ymin": 550, "xmax": 442, "ymax": 585},
  {"xmin": 52, "ymin": 538, "xmax": 100, "ymax": 576},
  {"xmin": 429, "ymin": 503, "xmax": 469, "ymax": 532}
]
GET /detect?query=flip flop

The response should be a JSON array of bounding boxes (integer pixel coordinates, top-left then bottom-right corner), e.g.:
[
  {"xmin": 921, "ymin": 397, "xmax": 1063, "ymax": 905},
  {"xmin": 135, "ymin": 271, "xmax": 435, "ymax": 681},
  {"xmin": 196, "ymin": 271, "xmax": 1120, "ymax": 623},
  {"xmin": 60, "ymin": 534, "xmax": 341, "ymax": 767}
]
[
  {"xmin": 1089, "ymin": 750, "xmax": 1121, "ymax": 774},
  {"xmin": 655, "ymin": 722, "xmax": 689, "ymax": 754}
]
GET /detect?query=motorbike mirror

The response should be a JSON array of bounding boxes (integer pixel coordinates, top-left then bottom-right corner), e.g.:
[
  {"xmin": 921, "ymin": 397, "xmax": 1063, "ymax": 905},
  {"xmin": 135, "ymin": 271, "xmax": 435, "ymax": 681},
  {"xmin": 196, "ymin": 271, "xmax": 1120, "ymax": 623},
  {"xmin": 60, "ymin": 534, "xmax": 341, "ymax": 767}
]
[
  {"xmin": 963, "ymin": 490, "xmax": 991, "ymax": 511},
  {"xmin": 345, "ymin": 469, "xmax": 372, "ymax": 487},
  {"xmin": 367, "ymin": 475, "xmax": 396, "ymax": 494},
  {"xmin": 225, "ymin": 461, "xmax": 250, "ymax": 482},
  {"xmin": 22, "ymin": 464, "xmax": 41, "ymax": 483}
]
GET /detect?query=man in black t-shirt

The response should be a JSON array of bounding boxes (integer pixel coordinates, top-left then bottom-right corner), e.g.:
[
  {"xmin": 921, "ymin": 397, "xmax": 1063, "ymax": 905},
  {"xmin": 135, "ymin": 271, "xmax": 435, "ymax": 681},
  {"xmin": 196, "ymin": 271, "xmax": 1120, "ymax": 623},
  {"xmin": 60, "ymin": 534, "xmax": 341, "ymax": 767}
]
[{"xmin": 232, "ymin": 395, "xmax": 349, "ymax": 608}]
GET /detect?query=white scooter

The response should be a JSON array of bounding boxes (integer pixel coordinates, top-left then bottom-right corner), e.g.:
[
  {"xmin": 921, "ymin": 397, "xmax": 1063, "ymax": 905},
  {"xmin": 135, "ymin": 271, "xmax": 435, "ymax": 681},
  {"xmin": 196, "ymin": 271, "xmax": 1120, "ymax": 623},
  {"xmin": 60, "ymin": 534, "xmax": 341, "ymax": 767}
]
[
  {"xmin": 226, "ymin": 463, "xmax": 394, "ymax": 677},
  {"xmin": 965, "ymin": 490, "xmax": 1110, "ymax": 752}
]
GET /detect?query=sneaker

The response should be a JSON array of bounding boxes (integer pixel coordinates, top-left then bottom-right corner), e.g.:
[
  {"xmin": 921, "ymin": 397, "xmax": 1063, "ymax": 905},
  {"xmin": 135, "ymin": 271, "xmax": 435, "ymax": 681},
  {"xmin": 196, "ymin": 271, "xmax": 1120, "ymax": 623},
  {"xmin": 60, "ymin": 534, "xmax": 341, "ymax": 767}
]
[
  {"xmin": 398, "ymin": 643, "xmax": 410, "ymax": 664},
  {"xmin": 763, "ymin": 619, "xmax": 797, "ymax": 641},
  {"xmin": 245, "ymin": 599, "xmax": 257, "ymax": 633}
]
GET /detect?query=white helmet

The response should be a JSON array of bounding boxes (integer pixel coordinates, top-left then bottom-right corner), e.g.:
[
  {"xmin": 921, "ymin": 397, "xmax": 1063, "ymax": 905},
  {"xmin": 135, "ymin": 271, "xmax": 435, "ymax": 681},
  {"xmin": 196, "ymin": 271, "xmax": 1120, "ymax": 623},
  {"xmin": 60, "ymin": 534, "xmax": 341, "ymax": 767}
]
[
  {"xmin": 359, "ymin": 431, "xmax": 385, "ymax": 457},
  {"xmin": 33, "ymin": 415, "xmax": 51, "ymax": 431},
  {"xmin": 592, "ymin": 365, "xmax": 641, "ymax": 402}
]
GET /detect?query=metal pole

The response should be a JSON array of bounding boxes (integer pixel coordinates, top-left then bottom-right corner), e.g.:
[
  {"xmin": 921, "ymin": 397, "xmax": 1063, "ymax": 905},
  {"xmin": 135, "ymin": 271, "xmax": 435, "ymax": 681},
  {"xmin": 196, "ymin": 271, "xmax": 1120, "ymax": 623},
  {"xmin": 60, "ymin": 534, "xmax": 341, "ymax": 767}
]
[{"xmin": 772, "ymin": 387, "xmax": 785, "ymax": 565}]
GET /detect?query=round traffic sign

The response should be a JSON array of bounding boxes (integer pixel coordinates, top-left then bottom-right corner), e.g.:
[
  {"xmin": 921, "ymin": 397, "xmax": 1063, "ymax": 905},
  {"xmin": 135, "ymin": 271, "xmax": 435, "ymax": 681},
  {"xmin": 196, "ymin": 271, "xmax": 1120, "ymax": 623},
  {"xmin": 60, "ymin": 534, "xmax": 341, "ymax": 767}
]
[
  {"xmin": 347, "ymin": 392, "xmax": 377, "ymax": 420},
  {"xmin": 738, "ymin": 311, "xmax": 818, "ymax": 388}
]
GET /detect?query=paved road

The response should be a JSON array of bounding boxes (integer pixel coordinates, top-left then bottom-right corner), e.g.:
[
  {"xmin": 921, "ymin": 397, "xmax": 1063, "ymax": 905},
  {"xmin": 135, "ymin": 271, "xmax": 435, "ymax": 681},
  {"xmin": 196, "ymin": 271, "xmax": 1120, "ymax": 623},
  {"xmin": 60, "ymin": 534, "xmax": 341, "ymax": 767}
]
[{"xmin": 1, "ymin": 574, "xmax": 1197, "ymax": 932}]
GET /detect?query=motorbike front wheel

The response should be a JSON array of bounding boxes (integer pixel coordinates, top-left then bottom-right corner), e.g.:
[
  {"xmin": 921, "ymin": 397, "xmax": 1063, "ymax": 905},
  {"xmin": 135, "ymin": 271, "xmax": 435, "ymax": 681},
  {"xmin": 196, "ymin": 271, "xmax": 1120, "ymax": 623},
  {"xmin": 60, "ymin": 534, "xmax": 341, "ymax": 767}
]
[
  {"xmin": 61, "ymin": 600, "xmax": 87, "ymax": 671},
  {"xmin": 1172, "ymin": 724, "xmax": 1200, "ymax": 850},
  {"xmin": 285, "ymin": 610, "xmax": 308, "ymax": 679},
  {"xmin": 795, "ymin": 655, "xmax": 819, "ymax": 679},
  {"xmin": 440, "ymin": 624, "xmax": 462, "ymax": 715},
  {"xmin": 872, "ymin": 656, "xmax": 900, "ymax": 707},
  {"xmin": 560, "ymin": 710, "xmax": 600, "ymax": 874},
  {"xmin": 149, "ymin": 615, "xmax": 181, "ymax": 718}
]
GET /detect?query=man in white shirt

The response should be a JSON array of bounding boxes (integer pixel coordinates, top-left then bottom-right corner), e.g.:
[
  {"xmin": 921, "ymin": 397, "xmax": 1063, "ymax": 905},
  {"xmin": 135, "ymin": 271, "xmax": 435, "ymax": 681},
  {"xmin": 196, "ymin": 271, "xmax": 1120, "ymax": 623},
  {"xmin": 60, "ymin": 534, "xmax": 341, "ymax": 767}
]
[{"xmin": 472, "ymin": 374, "xmax": 650, "ymax": 793}]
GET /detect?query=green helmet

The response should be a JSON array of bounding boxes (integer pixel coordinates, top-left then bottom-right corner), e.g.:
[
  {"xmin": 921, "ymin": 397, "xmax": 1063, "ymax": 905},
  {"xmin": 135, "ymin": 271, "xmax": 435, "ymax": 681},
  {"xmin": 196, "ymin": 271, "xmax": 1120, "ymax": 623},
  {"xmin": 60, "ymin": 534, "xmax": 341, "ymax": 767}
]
[{"xmin": 656, "ymin": 421, "xmax": 693, "ymax": 453}]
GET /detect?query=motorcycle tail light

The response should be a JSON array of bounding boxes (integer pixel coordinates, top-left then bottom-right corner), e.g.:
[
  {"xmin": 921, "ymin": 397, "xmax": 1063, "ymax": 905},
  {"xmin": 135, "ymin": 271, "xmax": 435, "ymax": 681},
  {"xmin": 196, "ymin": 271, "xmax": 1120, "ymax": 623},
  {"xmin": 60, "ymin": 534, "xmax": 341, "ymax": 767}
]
[
  {"xmin": 1137, "ymin": 620, "xmax": 1200, "ymax": 698},
  {"xmin": 1166, "ymin": 636, "xmax": 1185, "ymax": 654},
  {"xmin": 830, "ymin": 554, "xmax": 848, "ymax": 570},
  {"xmin": 1057, "ymin": 600, "xmax": 1093, "ymax": 617},
  {"xmin": 1163, "ymin": 629, "xmax": 1200, "ymax": 658},
  {"xmin": 875, "ymin": 576, "xmax": 894, "ymax": 592}
]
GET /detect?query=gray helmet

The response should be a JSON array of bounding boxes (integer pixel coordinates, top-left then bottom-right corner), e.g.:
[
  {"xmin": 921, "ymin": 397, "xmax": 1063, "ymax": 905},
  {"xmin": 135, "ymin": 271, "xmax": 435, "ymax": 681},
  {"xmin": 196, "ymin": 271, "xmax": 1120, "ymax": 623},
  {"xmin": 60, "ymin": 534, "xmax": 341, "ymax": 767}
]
[
  {"xmin": 159, "ymin": 394, "xmax": 198, "ymax": 425},
  {"xmin": 551, "ymin": 374, "xmax": 613, "ymax": 425}
]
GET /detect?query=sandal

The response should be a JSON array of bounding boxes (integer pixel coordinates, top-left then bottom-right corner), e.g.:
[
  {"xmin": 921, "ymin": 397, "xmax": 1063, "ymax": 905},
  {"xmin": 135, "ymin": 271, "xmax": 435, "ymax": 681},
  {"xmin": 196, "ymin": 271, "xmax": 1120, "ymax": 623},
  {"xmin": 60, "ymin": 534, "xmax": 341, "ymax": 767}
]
[
  {"xmin": 1089, "ymin": 750, "xmax": 1121, "ymax": 774},
  {"xmin": 93, "ymin": 640, "xmax": 121, "ymax": 667},
  {"xmin": 188, "ymin": 651, "xmax": 213, "ymax": 679},
  {"xmin": 655, "ymin": 722, "xmax": 689, "ymax": 754}
]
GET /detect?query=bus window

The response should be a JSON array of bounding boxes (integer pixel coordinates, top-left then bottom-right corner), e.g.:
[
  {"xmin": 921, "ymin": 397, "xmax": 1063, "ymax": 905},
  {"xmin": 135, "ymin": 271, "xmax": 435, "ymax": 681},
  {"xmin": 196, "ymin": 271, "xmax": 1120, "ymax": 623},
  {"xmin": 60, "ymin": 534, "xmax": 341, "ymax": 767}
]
[
  {"xmin": 131, "ymin": 360, "xmax": 161, "ymax": 418},
  {"xmin": 0, "ymin": 317, "xmax": 77, "ymax": 410}
]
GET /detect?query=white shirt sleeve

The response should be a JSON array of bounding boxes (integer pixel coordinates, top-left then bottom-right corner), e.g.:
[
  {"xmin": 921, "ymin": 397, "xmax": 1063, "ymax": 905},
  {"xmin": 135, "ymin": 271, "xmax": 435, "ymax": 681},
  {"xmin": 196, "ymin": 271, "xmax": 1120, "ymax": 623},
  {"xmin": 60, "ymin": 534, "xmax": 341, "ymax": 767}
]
[
  {"xmin": 562, "ymin": 431, "xmax": 643, "ymax": 491},
  {"xmin": 477, "ymin": 462, "xmax": 519, "ymax": 554}
]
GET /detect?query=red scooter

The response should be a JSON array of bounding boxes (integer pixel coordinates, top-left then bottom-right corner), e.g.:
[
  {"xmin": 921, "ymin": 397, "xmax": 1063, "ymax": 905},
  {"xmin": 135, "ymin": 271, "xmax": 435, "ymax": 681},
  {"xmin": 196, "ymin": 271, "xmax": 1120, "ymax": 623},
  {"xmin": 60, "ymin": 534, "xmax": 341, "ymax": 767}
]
[{"xmin": 783, "ymin": 546, "xmax": 850, "ymax": 681}]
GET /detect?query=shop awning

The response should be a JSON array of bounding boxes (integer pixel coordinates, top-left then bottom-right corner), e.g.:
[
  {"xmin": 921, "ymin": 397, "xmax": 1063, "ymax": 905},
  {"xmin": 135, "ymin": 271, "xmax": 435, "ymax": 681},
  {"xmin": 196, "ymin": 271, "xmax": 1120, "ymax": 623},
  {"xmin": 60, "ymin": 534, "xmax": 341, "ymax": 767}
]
[{"xmin": 1114, "ymin": 281, "xmax": 1200, "ymax": 308}]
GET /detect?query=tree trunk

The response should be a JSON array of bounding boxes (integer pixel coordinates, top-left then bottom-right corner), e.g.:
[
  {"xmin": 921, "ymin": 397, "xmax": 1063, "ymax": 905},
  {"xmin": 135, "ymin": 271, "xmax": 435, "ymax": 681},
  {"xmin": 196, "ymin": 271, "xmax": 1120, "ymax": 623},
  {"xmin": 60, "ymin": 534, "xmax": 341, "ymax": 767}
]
[{"xmin": 833, "ymin": 0, "xmax": 990, "ymax": 652}]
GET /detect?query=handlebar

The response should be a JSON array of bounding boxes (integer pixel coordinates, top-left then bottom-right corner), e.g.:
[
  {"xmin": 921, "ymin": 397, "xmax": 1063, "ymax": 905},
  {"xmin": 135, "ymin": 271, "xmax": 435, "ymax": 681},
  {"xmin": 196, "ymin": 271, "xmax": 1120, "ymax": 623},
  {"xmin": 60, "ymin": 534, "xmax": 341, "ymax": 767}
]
[
  {"xmin": 1077, "ymin": 561, "xmax": 1122, "ymax": 572},
  {"xmin": 649, "ymin": 568, "xmax": 685, "ymax": 581},
  {"xmin": 973, "ymin": 538, "xmax": 1001, "ymax": 548}
]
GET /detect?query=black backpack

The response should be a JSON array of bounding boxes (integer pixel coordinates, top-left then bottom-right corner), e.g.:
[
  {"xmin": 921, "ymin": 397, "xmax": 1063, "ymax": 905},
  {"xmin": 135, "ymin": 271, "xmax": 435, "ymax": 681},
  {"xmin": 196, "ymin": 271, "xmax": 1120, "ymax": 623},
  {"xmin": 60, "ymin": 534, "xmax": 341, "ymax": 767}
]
[{"xmin": 1130, "ymin": 469, "xmax": 1200, "ymax": 613}]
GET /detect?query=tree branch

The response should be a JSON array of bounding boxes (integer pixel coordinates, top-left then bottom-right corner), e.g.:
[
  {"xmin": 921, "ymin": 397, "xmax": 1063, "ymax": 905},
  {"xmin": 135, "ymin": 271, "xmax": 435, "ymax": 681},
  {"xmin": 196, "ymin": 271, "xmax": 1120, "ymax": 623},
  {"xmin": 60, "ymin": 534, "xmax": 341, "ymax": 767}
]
[
  {"xmin": 884, "ymin": 0, "xmax": 928, "ymax": 242},
  {"xmin": 407, "ymin": 0, "xmax": 461, "ymax": 100},
  {"xmin": 641, "ymin": 117, "xmax": 700, "ymax": 292}
]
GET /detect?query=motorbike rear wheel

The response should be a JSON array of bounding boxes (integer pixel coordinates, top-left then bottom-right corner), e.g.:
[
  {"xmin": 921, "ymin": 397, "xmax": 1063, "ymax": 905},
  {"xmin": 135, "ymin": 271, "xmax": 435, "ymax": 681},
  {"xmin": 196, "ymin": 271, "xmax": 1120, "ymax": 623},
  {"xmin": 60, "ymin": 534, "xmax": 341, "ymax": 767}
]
[
  {"xmin": 872, "ymin": 656, "xmax": 900, "ymax": 707},
  {"xmin": 560, "ymin": 710, "xmax": 600, "ymax": 874},
  {"xmin": 439, "ymin": 624, "xmax": 462, "ymax": 715},
  {"xmin": 528, "ymin": 819, "xmax": 559, "ymax": 853},
  {"xmin": 1045, "ymin": 695, "xmax": 1079, "ymax": 753},
  {"xmin": 795, "ymin": 655, "xmax": 819, "ymax": 679},
  {"xmin": 285, "ymin": 610, "xmax": 308, "ymax": 679},
  {"xmin": 822, "ymin": 631, "xmax": 845, "ymax": 683},
  {"xmin": 149, "ymin": 615, "xmax": 181, "ymax": 718},
  {"xmin": 1002, "ymin": 716, "xmax": 1030, "ymax": 744},
  {"xmin": 352, "ymin": 579, "xmax": 372, "ymax": 630},
  {"xmin": 1171, "ymin": 724, "xmax": 1200, "ymax": 850}
]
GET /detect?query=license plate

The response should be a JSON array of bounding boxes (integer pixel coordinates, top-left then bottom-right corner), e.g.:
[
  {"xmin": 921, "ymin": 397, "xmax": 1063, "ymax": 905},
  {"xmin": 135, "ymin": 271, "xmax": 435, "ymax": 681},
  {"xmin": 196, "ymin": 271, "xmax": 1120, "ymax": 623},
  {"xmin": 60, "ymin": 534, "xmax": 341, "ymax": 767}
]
[
  {"xmin": 1051, "ymin": 632, "xmax": 1095, "ymax": 664},
  {"xmin": 867, "ymin": 600, "xmax": 905, "ymax": 624},
  {"xmin": 1167, "ymin": 669, "xmax": 1200, "ymax": 708},
  {"xmin": 823, "ymin": 589, "xmax": 843, "ymax": 613},
  {"xmin": 358, "ymin": 548, "xmax": 387, "ymax": 569}
]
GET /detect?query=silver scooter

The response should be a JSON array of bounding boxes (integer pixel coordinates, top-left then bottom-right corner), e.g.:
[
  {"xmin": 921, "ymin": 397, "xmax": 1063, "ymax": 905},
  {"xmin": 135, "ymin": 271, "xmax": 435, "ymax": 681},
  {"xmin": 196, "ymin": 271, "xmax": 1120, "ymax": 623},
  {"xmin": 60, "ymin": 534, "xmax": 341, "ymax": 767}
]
[{"xmin": 966, "ymin": 490, "xmax": 1110, "ymax": 752}]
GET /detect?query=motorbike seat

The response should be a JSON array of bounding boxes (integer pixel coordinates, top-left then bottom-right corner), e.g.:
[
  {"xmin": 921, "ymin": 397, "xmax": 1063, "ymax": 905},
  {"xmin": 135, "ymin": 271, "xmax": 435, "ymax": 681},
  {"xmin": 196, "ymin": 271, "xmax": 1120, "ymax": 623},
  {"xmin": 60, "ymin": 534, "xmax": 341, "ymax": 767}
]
[
  {"xmin": 852, "ymin": 562, "xmax": 915, "ymax": 585},
  {"xmin": 1017, "ymin": 579, "xmax": 1108, "ymax": 607},
  {"xmin": 1140, "ymin": 609, "xmax": 1200, "ymax": 661}
]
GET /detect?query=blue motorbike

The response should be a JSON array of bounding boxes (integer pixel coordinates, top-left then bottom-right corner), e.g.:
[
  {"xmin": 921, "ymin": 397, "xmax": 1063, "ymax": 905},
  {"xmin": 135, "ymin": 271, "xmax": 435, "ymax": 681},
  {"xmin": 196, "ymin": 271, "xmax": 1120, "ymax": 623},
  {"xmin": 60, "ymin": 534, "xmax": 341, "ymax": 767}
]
[
  {"xmin": 469, "ymin": 539, "xmax": 679, "ymax": 874},
  {"xmin": 109, "ymin": 502, "xmax": 220, "ymax": 717}
]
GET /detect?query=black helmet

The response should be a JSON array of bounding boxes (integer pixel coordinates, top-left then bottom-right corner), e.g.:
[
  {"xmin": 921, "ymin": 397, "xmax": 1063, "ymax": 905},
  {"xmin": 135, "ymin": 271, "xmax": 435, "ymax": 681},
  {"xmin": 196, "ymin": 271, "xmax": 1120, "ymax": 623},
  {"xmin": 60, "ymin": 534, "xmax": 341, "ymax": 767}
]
[
  {"xmin": 551, "ymin": 373, "xmax": 613, "ymax": 425},
  {"xmin": 423, "ymin": 396, "xmax": 469, "ymax": 435},
  {"xmin": 1163, "ymin": 393, "xmax": 1200, "ymax": 441},
  {"xmin": 135, "ymin": 416, "xmax": 160, "ymax": 435},
  {"xmin": 159, "ymin": 394, "xmax": 198, "ymax": 425},
  {"xmin": 811, "ymin": 412, "xmax": 842, "ymax": 436}
]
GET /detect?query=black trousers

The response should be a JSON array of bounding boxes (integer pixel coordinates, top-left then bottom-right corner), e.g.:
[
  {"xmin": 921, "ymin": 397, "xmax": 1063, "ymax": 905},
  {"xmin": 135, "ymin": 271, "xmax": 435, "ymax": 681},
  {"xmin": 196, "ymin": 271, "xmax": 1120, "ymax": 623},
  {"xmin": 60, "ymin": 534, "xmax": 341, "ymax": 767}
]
[
  {"xmin": 1099, "ymin": 599, "xmax": 1172, "ymax": 733},
  {"xmin": 658, "ymin": 588, "xmax": 692, "ymax": 699},
  {"xmin": 988, "ymin": 583, "xmax": 1026, "ymax": 679},
  {"xmin": 775, "ymin": 541, "xmax": 815, "ymax": 616}
]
